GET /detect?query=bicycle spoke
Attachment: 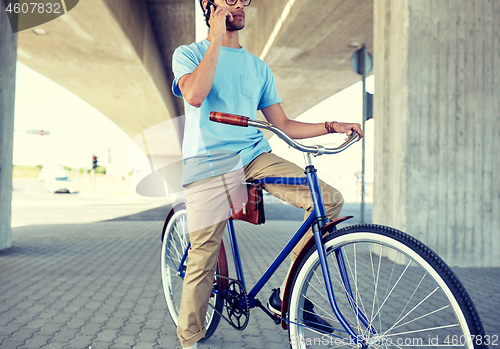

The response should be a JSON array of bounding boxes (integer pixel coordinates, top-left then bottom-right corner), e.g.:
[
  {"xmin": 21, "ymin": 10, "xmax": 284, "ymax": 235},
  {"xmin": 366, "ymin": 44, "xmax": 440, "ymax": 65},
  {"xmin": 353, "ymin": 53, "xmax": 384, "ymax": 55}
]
[
  {"xmin": 174, "ymin": 222, "xmax": 186, "ymax": 254},
  {"xmin": 370, "ymin": 244, "xmax": 383, "ymax": 328},
  {"xmin": 329, "ymin": 256, "xmax": 352, "ymax": 293},
  {"xmin": 353, "ymin": 243, "xmax": 360, "ymax": 332},
  {"xmin": 387, "ymin": 305, "xmax": 452, "ymax": 333},
  {"xmin": 173, "ymin": 221, "xmax": 188, "ymax": 251},
  {"xmin": 309, "ymin": 260, "xmax": 357, "ymax": 328},
  {"xmin": 383, "ymin": 323, "xmax": 459, "ymax": 338},
  {"xmin": 342, "ymin": 244, "xmax": 369, "ymax": 322},
  {"xmin": 179, "ymin": 217, "xmax": 189, "ymax": 246},
  {"xmin": 382, "ymin": 286, "xmax": 440, "ymax": 336},
  {"xmin": 165, "ymin": 243, "xmax": 182, "ymax": 261},
  {"xmin": 308, "ymin": 275, "xmax": 331, "ymax": 305},
  {"xmin": 301, "ymin": 292, "xmax": 340, "ymax": 325},
  {"xmin": 166, "ymin": 244, "xmax": 183, "ymax": 264},
  {"xmin": 369, "ymin": 259, "xmax": 413, "ymax": 329},
  {"xmin": 171, "ymin": 281, "xmax": 182, "ymax": 293},
  {"xmin": 312, "ymin": 268, "xmax": 329, "ymax": 296},
  {"xmin": 391, "ymin": 273, "xmax": 427, "ymax": 328},
  {"xmin": 168, "ymin": 235, "xmax": 184, "ymax": 259},
  {"xmin": 300, "ymin": 299, "xmax": 338, "ymax": 323},
  {"xmin": 166, "ymin": 264, "xmax": 180, "ymax": 274},
  {"xmin": 311, "ymin": 248, "xmax": 378, "ymax": 336},
  {"xmin": 380, "ymin": 250, "xmax": 400, "ymax": 327},
  {"xmin": 330, "ymin": 254, "xmax": 364, "ymax": 313}
]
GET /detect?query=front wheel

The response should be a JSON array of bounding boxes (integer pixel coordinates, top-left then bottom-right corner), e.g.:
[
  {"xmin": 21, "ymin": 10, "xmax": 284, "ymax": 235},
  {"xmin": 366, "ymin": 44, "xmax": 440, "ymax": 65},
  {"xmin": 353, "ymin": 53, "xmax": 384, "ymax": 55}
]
[
  {"xmin": 161, "ymin": 205, "xmax": 228, "ymax": 342},
  {"xmin": 288, "ymin": 224, "xmax": 486, "ymax": 349}
]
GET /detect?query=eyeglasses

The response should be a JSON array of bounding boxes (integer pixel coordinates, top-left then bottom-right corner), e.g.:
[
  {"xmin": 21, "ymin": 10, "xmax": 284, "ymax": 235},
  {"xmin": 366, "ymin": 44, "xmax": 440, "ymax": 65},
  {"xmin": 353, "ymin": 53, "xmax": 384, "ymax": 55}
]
[{"xmin": 225, "ymin": 0, "xmax": 251, "ymax": 6}]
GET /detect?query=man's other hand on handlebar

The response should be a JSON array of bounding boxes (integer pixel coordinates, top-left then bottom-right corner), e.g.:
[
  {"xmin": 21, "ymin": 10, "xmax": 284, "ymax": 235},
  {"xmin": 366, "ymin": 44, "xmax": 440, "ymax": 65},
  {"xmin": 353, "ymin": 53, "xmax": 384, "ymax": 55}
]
[
  {"xmin": 331, "ymin": 122, "xmax": 364, "ymax": 141},
  {"xmin": 261, "ymin": 103, "xmax": 363, "ymax": 141}
]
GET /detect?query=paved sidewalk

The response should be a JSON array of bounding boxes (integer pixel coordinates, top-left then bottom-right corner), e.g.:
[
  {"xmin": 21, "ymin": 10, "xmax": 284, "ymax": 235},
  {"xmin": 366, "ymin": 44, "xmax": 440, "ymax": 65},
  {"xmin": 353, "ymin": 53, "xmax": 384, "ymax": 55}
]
[{"xmin": 1, "ymin": 219, "xmax": 499, "ymax": 349}]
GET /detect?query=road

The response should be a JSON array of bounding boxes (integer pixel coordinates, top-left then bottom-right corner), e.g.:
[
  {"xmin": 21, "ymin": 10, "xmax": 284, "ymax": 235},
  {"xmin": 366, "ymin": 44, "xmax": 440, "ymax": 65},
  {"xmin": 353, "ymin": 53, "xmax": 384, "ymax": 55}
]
[
  {"xmin": 11, "ymin": 178, "xmax": 169, "ymax": 227},
  {"xmin": 12, "ymin": 178, "xmax": 371, "ymax": 228}
]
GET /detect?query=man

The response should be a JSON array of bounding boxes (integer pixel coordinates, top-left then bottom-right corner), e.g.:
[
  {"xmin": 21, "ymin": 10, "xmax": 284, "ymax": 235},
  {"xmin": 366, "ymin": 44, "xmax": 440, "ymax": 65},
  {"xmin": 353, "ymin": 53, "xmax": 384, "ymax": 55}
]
[{"xmin": 171, "ymin": 1, "xmax": 364, "ymax": 348}]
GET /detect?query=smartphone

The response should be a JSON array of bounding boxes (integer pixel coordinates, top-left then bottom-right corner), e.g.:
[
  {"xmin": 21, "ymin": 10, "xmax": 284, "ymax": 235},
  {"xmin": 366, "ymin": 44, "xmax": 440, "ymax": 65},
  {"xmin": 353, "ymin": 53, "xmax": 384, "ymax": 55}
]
[{"xmin": 205, "ymin": 0, "xmax": 217, "ymax": 17}]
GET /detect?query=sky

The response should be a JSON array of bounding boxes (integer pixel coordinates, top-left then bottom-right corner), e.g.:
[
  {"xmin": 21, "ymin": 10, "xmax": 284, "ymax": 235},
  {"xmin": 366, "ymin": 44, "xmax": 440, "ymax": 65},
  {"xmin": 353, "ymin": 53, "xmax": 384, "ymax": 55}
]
[
  {"xmin": 269, "ymin": 78, "xmax": 375, "ymax": 202},
  {"xmin": 13, "ymin": 61, "xmax": 374, "ymax": 201},
  {"xmin": 13, "ymin": 62, "xmax": 132, "ymax": 176}
]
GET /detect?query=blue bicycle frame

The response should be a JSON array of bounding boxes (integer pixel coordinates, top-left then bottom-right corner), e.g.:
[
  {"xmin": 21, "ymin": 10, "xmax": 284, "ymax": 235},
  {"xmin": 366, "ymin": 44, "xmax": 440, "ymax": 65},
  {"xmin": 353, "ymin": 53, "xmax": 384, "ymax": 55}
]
[{"xmin": 176, "ymin": 164, "xmax": 374, "ymax": 345}]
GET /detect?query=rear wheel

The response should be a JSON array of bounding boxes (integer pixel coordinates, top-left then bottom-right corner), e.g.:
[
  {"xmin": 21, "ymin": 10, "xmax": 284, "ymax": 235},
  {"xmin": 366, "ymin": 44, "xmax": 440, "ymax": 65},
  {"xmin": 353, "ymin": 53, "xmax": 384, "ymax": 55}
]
[
  {"xmin": 288, "ymin": 224, "xmax": 486, "ymax": 348},
  {"xmin": 161, "ymin": 205, "xmax": 228, "ymax": 342}
]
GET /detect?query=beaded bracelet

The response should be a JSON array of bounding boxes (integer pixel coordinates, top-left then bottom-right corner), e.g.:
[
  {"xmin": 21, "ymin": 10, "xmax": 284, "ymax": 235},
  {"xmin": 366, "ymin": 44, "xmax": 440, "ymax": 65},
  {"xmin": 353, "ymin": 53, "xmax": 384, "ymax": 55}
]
[{"xmin": 324, "ymin": 121, "xmax": 337, "ymax": 134}]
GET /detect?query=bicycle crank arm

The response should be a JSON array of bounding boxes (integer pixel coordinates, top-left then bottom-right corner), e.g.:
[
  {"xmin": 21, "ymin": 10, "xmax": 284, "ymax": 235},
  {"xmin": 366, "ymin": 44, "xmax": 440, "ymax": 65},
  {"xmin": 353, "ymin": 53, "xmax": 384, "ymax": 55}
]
[{"xmin": 254, "ymin": 299, "xmax": 281, "ymax": 325}]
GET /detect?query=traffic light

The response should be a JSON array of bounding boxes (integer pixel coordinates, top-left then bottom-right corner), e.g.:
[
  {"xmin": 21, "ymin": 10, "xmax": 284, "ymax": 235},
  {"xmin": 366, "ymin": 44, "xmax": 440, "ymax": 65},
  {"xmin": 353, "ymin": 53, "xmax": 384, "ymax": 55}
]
[{"xmin": 92, "ymin": 155, "xmax": 98, "ymax": 169}]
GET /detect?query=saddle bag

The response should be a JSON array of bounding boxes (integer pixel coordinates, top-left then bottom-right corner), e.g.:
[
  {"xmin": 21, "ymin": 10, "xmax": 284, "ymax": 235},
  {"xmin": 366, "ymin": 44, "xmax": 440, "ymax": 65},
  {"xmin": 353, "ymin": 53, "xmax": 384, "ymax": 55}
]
[{"xmin": 231, "ymin": 183, "xmax": 265, "ymax": 225}]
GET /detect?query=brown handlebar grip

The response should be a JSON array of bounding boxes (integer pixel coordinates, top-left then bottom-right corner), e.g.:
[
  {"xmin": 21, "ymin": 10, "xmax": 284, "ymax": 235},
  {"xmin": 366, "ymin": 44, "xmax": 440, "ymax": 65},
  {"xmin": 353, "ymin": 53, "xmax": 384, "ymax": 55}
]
[{"xmin": 209, "ymin": 112, "xmax": 249, "ymax": 127}]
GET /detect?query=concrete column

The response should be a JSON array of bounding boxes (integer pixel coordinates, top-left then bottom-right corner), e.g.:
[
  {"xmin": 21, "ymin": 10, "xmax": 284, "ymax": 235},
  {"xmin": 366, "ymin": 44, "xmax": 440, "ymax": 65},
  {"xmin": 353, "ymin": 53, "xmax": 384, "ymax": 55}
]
[
  {"xmin": 0, "ymin": 2, "xmax": 17, "ymax": 251},
  {"xmin": 373, "ymin": 0, "xmax": 500, "ymax": 267}
]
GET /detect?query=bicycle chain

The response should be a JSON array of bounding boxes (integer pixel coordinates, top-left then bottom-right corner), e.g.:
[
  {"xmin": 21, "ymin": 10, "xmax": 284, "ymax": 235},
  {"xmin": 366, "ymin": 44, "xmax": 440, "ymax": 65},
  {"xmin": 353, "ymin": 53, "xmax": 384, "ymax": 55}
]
[{"xmin": 209, "ymin": 274, "xmax": 250, "ymax": 331}]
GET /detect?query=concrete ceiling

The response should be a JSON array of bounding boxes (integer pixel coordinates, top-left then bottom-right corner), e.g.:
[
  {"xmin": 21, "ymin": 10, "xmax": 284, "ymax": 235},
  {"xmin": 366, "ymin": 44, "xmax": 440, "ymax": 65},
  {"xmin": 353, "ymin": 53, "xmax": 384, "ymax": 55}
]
[
  {"xmin": 17, "ymin": 0, "xmax": 373, "ymax": 140},
  {"xmin": 242, "ymin": 0, "xmax": 373, "ymax": 121},
  {"xmin": 17, "ymin": 0, "xmax": 192, "ymax": 139}
]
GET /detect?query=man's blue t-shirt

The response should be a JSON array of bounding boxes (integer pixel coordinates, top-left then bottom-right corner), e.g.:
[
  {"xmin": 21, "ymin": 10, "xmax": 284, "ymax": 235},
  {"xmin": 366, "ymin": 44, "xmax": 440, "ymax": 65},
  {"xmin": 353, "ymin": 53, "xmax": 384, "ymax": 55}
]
[{"xmin": 172, "ymin": 40, "xmax": 281, "ymax": 185}]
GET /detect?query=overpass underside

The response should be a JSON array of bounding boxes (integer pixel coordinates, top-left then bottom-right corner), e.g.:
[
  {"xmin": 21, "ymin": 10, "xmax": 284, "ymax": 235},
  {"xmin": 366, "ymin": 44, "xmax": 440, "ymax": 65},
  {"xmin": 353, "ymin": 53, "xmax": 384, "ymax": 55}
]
[{"xmin": 15, "ymin": 0, "xmax": 373, "ymax": 139}]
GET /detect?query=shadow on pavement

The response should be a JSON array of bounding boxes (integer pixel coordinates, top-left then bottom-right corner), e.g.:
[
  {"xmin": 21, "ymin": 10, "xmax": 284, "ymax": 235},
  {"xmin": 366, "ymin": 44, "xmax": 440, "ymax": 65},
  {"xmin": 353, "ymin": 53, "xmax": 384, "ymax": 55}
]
[
  {"xmin": 102, "ymin": 202, "xmax": 372, "ymax": 225},
  {"xmin": 103, "ymin": 204, "xmax": 173, "ymax": 222}
]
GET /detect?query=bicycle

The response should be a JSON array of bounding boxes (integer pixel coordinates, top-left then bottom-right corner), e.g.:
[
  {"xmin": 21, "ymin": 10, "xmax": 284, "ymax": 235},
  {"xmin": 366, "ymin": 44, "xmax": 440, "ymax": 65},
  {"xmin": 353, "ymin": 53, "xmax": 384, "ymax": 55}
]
[{"xmin": 161, "ymin": 112, "xmax": 487, "ymax": 348}]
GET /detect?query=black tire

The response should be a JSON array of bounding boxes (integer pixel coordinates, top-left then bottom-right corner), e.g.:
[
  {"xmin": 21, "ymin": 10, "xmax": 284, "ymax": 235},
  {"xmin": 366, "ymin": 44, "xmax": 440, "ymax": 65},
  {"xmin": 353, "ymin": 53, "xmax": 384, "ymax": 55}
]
[
  {"xmin": 161, "ymin": 206, "xmax": 227, "ymax": 342},
  {"xmin": 288, "ymin": 224, "xmax": 486, "ymax": 349}
]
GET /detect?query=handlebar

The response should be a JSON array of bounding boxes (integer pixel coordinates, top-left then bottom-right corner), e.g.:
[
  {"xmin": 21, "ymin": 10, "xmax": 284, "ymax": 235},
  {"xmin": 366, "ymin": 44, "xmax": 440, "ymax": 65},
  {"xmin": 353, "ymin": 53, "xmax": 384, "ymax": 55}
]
[{"xmin": 209, "ymin": 111, "xmax": 360, "ymax": 156}]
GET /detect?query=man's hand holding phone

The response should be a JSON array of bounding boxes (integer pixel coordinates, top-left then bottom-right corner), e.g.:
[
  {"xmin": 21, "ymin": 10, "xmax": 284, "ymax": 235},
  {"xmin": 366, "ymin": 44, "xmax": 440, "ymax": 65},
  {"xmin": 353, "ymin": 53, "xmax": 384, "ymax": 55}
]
[{"xmin": 207, "ymin": 1, "xmax": 234, "ymax": 41}]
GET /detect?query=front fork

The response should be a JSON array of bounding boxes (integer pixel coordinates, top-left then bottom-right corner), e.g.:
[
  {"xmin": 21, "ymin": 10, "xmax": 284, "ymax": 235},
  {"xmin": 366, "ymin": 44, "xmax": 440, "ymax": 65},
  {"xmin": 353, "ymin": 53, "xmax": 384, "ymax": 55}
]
[{"xmin": 312, "ymin": 222, "xmax": 375, "ymax": 348}]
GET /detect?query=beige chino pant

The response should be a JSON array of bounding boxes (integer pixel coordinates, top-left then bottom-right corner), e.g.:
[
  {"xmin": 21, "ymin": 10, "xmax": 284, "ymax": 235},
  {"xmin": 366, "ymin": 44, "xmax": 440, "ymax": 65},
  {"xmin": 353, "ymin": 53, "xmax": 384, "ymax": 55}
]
[{"xmin": 177, "ymin": 153, "xmax": 344, "ymax": 347}]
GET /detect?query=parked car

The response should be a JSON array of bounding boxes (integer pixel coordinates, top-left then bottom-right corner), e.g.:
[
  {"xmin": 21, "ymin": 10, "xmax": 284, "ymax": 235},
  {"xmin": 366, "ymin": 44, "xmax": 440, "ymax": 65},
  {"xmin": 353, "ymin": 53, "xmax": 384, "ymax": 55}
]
[{"xmin": 39, "ymin": 165, "xmax": 75, "ymax": 193}]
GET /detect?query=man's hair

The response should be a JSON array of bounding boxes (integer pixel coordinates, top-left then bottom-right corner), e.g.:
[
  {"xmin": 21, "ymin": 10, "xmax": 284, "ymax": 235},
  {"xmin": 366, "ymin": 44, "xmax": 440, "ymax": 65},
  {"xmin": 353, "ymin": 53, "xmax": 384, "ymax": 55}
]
[{"xmin": 200, "ymin": 0, "xmax": 211, "ymax": 28}]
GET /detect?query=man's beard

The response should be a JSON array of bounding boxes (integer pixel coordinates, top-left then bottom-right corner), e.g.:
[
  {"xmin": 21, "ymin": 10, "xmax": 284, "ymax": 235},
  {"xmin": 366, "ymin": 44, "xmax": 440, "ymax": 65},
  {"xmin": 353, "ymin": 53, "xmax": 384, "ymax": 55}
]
[{"xmin": 226, "ymin": 19, "xmax": 245, "ymax": 31}]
